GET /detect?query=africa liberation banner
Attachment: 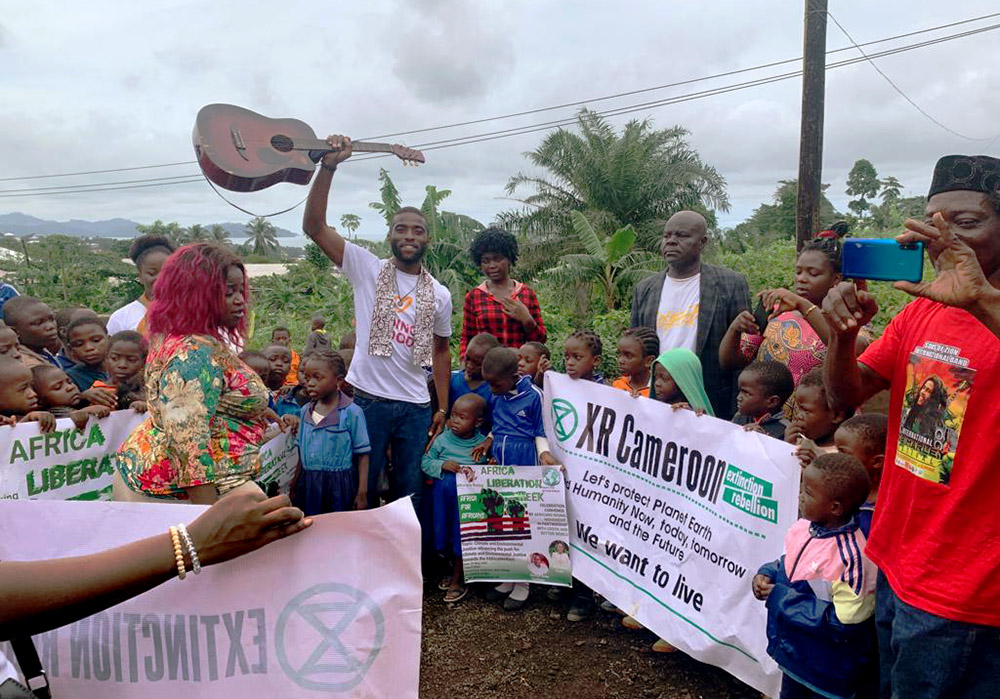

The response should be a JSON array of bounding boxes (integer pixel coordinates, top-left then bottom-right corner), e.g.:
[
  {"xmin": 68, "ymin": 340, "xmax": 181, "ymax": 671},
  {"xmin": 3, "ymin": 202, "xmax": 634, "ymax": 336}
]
[
  {"xmin": 456, "ymin": 464, "xmax": 572, "ymax": 586},
  {"xmin": 0, "ymin": 497, "xmax": 423, "ymax": 698},
  {"xmin": 0, "ymin": 413, "xmax": 300, "ymax": 502},
  {"xmin": 542, "ymin": 372, "xmax": 799, "ymax": 696}
]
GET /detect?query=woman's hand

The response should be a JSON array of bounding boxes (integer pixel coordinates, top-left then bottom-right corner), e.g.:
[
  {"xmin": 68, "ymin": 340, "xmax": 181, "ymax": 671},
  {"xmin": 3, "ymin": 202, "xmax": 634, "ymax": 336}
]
[
  {"xmin": 186, "ymin": 489, "xmax": 311, "ymax": 567},
  {"xmin": 758, "ymin": 288, "xmax": 807, "ymax": 319},
  {"xmin": 442, "ymin": 460, "xmax": 461, "ymax": 473},
  {"xmin": 499, "ymin": 296, "xmax": 533, "ymax": 325}
]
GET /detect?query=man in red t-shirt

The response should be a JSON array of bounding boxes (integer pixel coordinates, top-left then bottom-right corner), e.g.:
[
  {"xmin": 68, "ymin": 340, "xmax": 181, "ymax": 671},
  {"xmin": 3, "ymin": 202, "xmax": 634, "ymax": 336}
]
[{"xmin": 822, "ymin": 154, "xmax": 1000, "ymax": 698}]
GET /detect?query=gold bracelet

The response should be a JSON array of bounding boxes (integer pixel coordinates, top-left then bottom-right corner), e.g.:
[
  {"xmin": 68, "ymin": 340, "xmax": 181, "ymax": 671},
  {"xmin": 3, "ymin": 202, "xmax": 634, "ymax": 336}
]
[
  {"xmin": 168, "ymin": 527, "xmax": 187, "ymax": 580},
  {"xmin": 803, "ymin": 304, "xmax": 818, "ymax": 317}
]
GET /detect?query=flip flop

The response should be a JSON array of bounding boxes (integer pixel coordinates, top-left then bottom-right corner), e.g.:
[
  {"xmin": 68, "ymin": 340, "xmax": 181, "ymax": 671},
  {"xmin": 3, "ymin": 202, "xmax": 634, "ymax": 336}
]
[
  {"xmin": 438, "ymin": 577, "xmax": 452, "ymax": 591},
  {"xmin": 444, "ymin": 586, "xmax": 468, "ymax": 603}
]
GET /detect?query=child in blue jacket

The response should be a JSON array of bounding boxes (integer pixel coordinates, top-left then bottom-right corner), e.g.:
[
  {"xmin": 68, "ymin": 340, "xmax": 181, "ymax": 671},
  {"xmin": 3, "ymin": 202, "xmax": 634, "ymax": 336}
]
[{"xmin": 753, "ymin": 452, "xmax": 877, "ymax": 699}]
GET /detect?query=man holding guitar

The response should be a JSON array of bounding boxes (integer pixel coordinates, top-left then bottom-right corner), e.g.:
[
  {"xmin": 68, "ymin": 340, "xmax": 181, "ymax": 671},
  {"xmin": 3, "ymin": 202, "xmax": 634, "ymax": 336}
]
[{"xmin": 303, "ymin": 136, "xmax": 452, "ymax": 512}]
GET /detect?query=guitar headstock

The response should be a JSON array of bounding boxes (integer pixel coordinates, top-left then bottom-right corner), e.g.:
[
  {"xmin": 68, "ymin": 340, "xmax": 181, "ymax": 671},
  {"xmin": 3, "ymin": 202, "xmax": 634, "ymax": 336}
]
[{"xmin": 391, "ymin": 144, "xmax": 425, "ymax": 166}]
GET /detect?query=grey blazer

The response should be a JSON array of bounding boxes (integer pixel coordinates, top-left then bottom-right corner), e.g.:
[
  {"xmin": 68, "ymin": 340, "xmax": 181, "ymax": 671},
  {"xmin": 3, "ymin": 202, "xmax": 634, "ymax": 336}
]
[{"xmin": 630, "ymin": 263, "xmax": 750, "ymax": 419}]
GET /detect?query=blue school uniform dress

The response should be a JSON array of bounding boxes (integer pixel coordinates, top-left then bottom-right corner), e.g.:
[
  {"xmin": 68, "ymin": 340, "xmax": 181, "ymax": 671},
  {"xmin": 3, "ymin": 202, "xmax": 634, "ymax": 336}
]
[
  {"xmin": 293, "ymin": 393, "xmax": 371, "ymax": 516},
  {"xmin": 421, "ymin": 429, "xmax": 486, "ymax": 558},
  {"xmin": 448, "ymin": 369, "xmax": 493, "ymax": 429},
  {"xmin": 489, "ymin": 375, "xmax": 545, "ymax": 466}
]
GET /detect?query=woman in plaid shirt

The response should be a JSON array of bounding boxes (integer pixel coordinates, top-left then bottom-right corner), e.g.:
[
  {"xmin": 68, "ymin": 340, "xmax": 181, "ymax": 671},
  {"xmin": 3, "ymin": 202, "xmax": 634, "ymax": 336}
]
[{"xmin": 460, "ymin": 228, "xmax": 547, "ymax": 357}]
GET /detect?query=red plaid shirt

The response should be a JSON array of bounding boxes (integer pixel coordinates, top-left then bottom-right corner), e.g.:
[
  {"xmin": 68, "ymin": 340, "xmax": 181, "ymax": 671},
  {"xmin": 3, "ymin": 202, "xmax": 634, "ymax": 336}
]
[{"xmin": 460, "ymin": 281, "xmax": 547, "ymax": 356}]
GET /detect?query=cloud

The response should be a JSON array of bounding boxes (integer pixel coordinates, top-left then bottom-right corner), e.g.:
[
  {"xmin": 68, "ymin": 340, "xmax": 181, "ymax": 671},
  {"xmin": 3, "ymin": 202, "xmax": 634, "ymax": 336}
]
[{"xmin": 391, "ymin": 0, "xmax": 515, "ymax": 104}]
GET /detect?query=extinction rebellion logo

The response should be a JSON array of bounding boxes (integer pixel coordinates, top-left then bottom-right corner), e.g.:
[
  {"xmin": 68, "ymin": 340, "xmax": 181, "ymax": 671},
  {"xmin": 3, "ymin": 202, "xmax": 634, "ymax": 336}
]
[{"xmin": 551, "ymin": 399, "xmax": 579, "ymax": 442}]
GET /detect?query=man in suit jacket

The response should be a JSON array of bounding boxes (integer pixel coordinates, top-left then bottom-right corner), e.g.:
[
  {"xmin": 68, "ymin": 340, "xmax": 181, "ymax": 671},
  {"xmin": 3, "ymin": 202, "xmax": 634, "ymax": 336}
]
[{"xmin": 631, "ymin": 211, "xmax": 750, "ymax": 418}]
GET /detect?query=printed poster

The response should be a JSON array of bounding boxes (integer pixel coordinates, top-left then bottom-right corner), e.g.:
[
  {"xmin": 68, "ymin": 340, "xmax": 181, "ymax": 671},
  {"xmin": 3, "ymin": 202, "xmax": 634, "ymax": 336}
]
[
  {"xmin": 543, "ymin": 372, "xmax": 799, "ymax": 697},
  {"xmin": 456, "ymin": 464, "xmax": 572, "ymax": 586},
  {"xmin": 896, "ymin": 341, "xmax": 975, "ymax": 485},
  {"xmin": 0, "ymin": 498, "xmax": 423, "ymax": 698}
]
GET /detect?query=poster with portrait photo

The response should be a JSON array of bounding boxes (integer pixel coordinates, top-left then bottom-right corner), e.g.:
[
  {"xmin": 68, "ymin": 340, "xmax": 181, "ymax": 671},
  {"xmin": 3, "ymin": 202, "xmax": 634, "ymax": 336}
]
[{"xmin": 896, "ymin": 342, "xmax": 975, "ymax": 486}]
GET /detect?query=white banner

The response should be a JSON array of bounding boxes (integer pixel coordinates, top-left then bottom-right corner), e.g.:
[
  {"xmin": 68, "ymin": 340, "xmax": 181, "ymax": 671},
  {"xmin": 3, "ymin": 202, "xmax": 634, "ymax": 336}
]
[
  {"xmin": 542, "ymin": 372, "xmax": 799, "ymax": 696},
  {"xmin": 0, "ymin": 414, "xmax": 299, "ymax": 502},
  {"xmin": 0, "ymin": 411, "xmax": 144, "ymax": 501},
  {"xmin": 0, "ymin": 497, "xmax": 422, "ymax": 698},
  {"xmin": 456, "ymin": 464, "xmax": 572, "ymax": 586}
]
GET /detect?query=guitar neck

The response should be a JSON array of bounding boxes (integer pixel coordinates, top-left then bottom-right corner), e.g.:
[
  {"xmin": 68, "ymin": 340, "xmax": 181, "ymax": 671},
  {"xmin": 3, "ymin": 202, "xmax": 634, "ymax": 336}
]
[{"xmin": 295, "ymin": 138, "xmax": 396, "ymax": 155}]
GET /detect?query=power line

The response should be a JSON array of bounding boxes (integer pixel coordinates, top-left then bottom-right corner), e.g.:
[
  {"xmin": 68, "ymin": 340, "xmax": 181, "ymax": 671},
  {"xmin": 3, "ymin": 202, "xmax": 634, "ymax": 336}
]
[
  {"xmin": 1, "ymin": 11, "xmax": 997, "ymax": 185},
  {"xmin": 824, "ymin": 8, "xmax": 999, "ymax": 142},
  {"xmin": 2, "ymin": 17, "xmax": 997, "ymax": 198}
]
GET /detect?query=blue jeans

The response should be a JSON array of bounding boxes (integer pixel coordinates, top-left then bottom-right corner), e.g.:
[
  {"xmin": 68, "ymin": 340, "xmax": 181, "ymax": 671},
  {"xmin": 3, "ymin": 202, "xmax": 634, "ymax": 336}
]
[
  {"xmin": 876, "ymin": 571, "xmax": 1000, "ymax": 698},
  {"xmin": 353, "ymin": 390, "xmax": 430, "ymax": 512}
]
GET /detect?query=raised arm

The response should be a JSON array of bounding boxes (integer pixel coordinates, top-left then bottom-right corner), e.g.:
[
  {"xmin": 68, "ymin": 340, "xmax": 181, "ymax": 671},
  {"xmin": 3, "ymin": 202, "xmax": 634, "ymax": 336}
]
[
  {"xmin": 302, "ymin": 135, "xmax": 354, "ymax": 267},
  {"xmin": 821, "ymin": 282, "xmax": 889, "ymax": 412}
]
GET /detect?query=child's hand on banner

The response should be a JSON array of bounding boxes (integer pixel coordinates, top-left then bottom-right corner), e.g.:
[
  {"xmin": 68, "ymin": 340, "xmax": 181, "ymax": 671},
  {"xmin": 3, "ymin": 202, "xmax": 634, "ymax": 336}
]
[
  {"xmin": 671, "ymin": 402, "xmax": 706, "ymax": 417},
  {"xmin": 539, "ymin": 451, "xmax": 561, "ymax": 468},
  {"xmin": 752, "ymin": 574, "xmax": 774, "ymax": 601},
  {"xmin": 20, "ymin": 411, "xmax": 56, "ymax": 433}
]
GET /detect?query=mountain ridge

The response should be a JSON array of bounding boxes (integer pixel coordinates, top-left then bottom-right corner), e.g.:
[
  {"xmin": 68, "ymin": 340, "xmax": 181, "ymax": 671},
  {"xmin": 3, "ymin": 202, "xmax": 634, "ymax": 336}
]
[{"xmin": 0, "ymin": 212, "xmax": 296, "ymax": 239}]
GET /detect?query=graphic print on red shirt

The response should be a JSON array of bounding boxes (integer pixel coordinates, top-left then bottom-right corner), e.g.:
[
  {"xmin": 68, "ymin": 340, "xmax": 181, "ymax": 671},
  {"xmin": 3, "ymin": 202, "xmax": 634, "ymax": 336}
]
[{"xmin": 896, "ymin": 342, "xmax": 975, "ymax": 486}]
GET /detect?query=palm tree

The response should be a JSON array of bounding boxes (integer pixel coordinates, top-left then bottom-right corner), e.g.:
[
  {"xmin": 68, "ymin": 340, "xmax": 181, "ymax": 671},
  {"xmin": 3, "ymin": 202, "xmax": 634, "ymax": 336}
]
[
  {"xmin": 547, "ymin": 211, "xmax": 661, "ymax": 312},
  {"xmin": 244, "ymin": 217, "xmax": 279, "ymax": 257},
  {"xmin": 501, "ymin": 109, "xmax": 729, "ymax": 274},
  {"xmin": 339, "ymin": 214, "xmax": 361, "ymax": 239},
  {"xmin": 186, "ymin": 224, "xmax": 209, "ymax": 242},
  {"xmin": 879, "ymin": 176, "xmax": 903, "ymax": 205},
  {"xmin": 209, "ymin": 224, "xmax": 230, "ymax": 244}
]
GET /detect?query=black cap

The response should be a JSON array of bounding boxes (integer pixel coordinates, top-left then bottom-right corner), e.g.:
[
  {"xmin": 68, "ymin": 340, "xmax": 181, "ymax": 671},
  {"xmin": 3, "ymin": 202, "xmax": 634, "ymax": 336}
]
[{"xmin": 928, "ymin": 155, "xmax": 1000, "ymax": 199}]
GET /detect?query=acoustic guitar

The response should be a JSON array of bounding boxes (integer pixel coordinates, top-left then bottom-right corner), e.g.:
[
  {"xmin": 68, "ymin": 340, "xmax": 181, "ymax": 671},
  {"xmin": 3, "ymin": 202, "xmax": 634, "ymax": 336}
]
[{"xmin": 192, "ymin": 103, "xmax": 425, "ymax": 193}]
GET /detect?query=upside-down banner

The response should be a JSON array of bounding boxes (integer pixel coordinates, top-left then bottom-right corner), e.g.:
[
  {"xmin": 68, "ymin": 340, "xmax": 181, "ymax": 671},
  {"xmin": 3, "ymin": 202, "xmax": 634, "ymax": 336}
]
[
  {"xmin": 0, "ymin": 498, "xmax": 423, "ymax": 698},
  {"xmin": 542, "ymin": 372, "xmax": 799, "ymax": 696}
]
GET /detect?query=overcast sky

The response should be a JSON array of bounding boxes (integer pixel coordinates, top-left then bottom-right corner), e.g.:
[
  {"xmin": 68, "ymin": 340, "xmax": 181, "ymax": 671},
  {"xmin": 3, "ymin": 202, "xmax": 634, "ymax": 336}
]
[{"xmin": 1, "ymin": 0, "xmax": 997, "ymax": 239}]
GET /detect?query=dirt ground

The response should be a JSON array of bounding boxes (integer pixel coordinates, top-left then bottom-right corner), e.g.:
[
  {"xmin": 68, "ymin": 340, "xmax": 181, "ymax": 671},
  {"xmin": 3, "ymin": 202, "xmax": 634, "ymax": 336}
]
[{"xmin": 420, "ymin": 582, "xmax": 759, "ymax": 699}]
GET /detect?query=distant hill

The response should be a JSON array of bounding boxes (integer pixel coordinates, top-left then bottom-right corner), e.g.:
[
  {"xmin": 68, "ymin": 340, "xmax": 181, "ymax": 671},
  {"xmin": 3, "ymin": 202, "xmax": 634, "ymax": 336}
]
[{"xmin": 0, "ymin": 212, "xmax": 296, "ymax": 239}]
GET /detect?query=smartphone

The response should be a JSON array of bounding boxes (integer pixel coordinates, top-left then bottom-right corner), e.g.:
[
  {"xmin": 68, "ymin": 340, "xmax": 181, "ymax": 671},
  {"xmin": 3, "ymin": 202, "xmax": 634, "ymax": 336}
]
[
  {"xmin": 752, "ymin": 299, "xmax": 769, "ymax": 333},
  {"xmin": 841, "ymin": 238, "xmax": 924, "ymax": 283}
]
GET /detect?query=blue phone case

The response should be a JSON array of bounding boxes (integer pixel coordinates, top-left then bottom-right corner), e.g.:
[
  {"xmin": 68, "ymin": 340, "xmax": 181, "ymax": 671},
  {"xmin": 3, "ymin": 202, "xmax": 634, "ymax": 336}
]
[{"xmin": 841, "ymin": 238, "xmax": 924, "ymax": 283}]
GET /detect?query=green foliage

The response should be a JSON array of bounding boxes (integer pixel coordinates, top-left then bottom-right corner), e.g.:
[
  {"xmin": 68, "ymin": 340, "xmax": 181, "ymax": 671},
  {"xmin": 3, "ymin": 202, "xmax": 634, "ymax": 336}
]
[
  {"xmin": 369, "ymin": 168, "xmax": 403, "ymax": 225},
  {"xmin": 716, "ymin": 180, "xmax": 839, "ymax": 253},
  {"xmin": 339, "ymin": 214, "xmax": 361, "ymax": 238},
  {"xmin": 244, "ymin": 217, "xmax": 280, "ymax": 257},
  {"xmin": 546, "ymin": 211, "xmax": 660, "ymax": 312},
  {"xmin": 6, "ymin": 236, "xmax": 138, "ymax": 312},
  {"xmin": 248, "ymin": 262, "xmax": 355, "ymax": 351},
  {"xmin": 304, "ymin": 242, "xmax": 331, "ymax": 271},
  {"xmin": 501, "ymin": 108, "xmax": 730, "ymax": 276},
  {"xmin": 846, "ymin": 159, "xmax": 880, "ymax": 220}
]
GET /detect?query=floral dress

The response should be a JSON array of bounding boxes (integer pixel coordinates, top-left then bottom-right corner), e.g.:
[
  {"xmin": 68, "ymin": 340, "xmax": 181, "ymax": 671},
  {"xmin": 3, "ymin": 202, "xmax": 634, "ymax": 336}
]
[{"xmin": 117, "ymin": 333, "xmax": 269, "ymax": 499}]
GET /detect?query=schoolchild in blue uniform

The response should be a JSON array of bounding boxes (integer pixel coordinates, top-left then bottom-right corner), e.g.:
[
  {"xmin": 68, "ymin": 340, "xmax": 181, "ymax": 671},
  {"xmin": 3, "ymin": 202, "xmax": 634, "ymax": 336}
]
[
  {"xmin": 474, "ymin": 346, "xmax": 558, "ymax": 611},
  {"xmin": 264, "ymin": 344, "xmax": 301, "ymax": 417},
  {"xmin": 292, "ymin": 350, "xmax": 371, "ymax": 516},
  {"xmin": 448, "ymin": 332, "xmax": 498, "ymax": 424}
]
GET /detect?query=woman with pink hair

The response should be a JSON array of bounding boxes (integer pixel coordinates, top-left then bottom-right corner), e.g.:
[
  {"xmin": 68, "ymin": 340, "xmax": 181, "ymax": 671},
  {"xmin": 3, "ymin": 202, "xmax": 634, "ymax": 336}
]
[{"xmin": 114, "ymin": 244, "xmax": 269, "ymax": 504}]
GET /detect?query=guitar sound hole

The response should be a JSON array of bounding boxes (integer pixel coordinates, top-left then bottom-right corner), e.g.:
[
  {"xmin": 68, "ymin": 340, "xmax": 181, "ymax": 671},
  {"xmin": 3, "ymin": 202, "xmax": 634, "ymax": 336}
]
[{"xmin": 270, "ymin": 135, "xmax": 294, "ymax": 152}]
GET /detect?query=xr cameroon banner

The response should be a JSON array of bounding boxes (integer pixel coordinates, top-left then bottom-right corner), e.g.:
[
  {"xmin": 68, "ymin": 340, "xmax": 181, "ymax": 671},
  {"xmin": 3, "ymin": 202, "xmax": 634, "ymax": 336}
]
[{"xmin": 543, "ymin": 373, "xmax": 799, "ymax": 696}]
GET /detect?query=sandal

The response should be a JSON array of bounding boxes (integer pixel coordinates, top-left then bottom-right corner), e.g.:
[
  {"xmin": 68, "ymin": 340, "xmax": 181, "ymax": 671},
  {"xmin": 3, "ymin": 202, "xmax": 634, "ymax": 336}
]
[
  {"xmin": 438, "ymin": 577, "xmax": 452, "ymax": 591},
  {"xmin": 444, "ymin": 586, "xmax": 468, "ymax": 603}
]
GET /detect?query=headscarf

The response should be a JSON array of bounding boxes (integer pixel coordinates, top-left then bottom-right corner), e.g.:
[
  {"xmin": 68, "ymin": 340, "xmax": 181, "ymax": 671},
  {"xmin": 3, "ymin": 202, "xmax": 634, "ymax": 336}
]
[{"xmin": 650, "ymin": 348, "xmax": 715, "ymax": 417}]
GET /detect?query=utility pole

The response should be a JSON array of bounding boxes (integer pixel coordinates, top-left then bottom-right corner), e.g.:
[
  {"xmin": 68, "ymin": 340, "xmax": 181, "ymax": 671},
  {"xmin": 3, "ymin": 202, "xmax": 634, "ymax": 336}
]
[{"xmin": 796, "ymin": 0, "xmax": 828, "ymax": 251}]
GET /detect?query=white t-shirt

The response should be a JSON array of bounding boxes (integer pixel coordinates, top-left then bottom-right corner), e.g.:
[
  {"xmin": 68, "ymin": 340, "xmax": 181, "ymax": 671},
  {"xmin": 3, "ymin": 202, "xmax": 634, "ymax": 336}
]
[
  {"xmin": 656, "ymin": 273, "xmax": 700, "ymax": 352},
  {"xmin": 106, "ymin": 299, "xmax": 147, "ymax": 335},
  {"xmin": 340, "ymin": 242, "xmax": 452, "ymax": 404}
]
